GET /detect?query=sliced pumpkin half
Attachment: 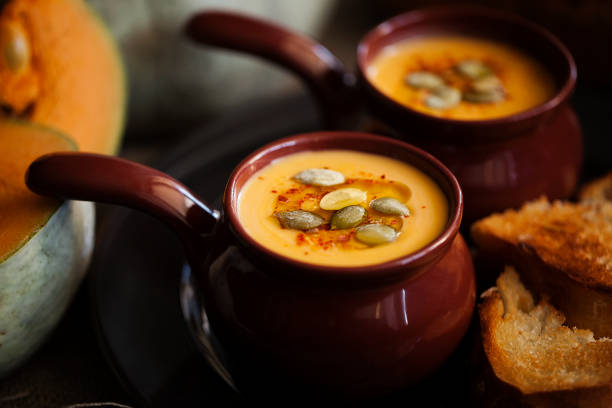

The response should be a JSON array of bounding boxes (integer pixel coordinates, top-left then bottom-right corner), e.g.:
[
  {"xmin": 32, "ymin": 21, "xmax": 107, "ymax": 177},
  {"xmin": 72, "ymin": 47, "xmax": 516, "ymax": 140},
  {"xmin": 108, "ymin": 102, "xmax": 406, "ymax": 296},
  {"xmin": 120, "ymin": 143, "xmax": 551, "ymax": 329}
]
[{"xmin": 0, "ymin": 0, "xmax": 126, "ymax": 154}]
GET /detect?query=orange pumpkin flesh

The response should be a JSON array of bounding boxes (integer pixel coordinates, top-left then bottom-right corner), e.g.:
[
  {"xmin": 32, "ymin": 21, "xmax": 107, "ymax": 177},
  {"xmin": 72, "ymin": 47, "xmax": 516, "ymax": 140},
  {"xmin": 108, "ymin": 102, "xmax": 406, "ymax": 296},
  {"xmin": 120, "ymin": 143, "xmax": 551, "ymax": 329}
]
[
  {"xmin": 0, "ymin": 119, "xmax": 76, "ymax": 262},
  {"xmin": 0, "ymin": 0, "xmax": 125, "ymax": 154}
]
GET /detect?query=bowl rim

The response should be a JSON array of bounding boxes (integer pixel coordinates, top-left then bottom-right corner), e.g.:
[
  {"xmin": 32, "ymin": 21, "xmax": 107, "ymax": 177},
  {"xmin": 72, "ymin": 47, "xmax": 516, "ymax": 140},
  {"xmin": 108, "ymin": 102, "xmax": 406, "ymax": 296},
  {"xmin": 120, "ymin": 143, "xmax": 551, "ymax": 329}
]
[
  {"xmin": 356, "ymin": 5, "xmax": 577, "ymax": 128},
  {"xmin": 223, "ymin": 131, "xmax": 463, "ymax": 281}
]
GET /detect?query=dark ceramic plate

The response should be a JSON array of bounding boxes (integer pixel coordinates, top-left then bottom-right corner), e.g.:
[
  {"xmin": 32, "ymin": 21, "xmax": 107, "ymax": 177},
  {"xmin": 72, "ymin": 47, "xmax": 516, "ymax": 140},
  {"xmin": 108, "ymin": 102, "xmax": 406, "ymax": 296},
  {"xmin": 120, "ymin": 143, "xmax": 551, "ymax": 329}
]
[{"xmin": 89, "ymin": 95, "xmax": 319, "ymax": 406}]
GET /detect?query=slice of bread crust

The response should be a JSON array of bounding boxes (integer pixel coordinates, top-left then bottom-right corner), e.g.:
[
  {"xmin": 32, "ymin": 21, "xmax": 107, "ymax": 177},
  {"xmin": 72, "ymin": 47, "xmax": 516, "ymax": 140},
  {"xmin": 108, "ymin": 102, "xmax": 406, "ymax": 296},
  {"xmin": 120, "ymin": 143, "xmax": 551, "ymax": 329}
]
[
  {"xmin": 478, "ymin": 267, "xmax": 612, "ymax": 406},
  {"xmin": 472, "ymin": 197, "xmax": 612, "ymax": 337},
  {"xmin": 579, "ymin": 172, "xmax": 612, "ymax": 203}
]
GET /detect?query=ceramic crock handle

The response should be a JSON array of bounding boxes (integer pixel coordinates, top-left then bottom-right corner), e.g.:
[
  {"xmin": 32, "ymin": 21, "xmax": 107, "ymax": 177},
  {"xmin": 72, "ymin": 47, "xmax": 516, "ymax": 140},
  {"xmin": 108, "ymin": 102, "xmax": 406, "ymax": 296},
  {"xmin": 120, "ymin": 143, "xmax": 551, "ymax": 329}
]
[
  {"xmin": 26, "ymin": 152, "xmax": 239, "ymax": 390},
  {"xmin": 185, "ymin": 10, "xmax": 358, "ymax": 127},
  {"xmin": 25, "ymin": 152, "xmax": 220, "ymax": 242}
]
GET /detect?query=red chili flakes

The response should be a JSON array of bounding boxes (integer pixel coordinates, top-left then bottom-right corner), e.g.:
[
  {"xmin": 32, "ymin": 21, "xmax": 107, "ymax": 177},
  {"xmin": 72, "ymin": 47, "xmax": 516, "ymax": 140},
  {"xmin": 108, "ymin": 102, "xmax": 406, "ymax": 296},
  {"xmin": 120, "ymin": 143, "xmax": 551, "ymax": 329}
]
[
  {"xmin": 337, "ymin": 234, "xmax": 349, "ymax": 242},
  {"xmin": 270, "ymin": 190, "xmax": 277, "ymax": 193},
  {"xmin": 258, "ymin": 176, "xmax": 264, "ymax": 180},
  {"xmin": 422, "ymin": 205, "xmax": 427, "ymax": 209},
  {"xmin": 279, "ymin": 173, "xmax": 410, "ymax": 253}
]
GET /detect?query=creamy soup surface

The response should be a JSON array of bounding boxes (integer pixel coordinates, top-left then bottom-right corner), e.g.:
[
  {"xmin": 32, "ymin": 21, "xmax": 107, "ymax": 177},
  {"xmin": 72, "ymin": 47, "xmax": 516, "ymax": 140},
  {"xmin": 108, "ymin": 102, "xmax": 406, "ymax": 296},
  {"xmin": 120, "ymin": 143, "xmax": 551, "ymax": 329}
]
[
  {"xmin": 366, "ymin": 35, "xmax": 556, "ymax": 120},
  {"xmin": 237, "ymin": 150, "xmax": 448, "ymax": 267}
]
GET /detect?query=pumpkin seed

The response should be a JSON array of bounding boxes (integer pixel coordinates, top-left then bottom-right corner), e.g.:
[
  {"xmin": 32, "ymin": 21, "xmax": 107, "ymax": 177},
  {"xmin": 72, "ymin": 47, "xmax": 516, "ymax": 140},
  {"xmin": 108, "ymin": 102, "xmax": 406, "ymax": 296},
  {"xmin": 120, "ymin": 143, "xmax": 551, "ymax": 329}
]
[
  {"xmin": 0, "ymin": 22, "xmax": 29, "ymax": 72},
  {"xmin": 463, "ymin": 89, "xmax": 505, "ymax": 103},
  {"xmin": 456, "ymin": 59, "xmax": 492, "ymax": 79},
  {"xmin": 355, "ymin": 224, "xmax": 398, "ymax": 246},
  {"xmin": 464, "ymin": 76, "xmax": 505, "ymax": 103},
  {"xmin": 275, "ymin": 210, "xmax": 324, "ymax": 230},
  {"xmin": 425, "ymin": 86, "xmax": 461, "ymax": 110},
  {"xmin": 405, "ymin": 71, "xmax": 445, "ymax": 90},
  {"xmin": 330, "ymin": 205, "xmax": 367, "ymax": 229},
  {"xmin": 293, "ymin": 168, "xmax": 345, "ymax": 186},
  {"xmin": 370, "ymin": 197, "xmax": 410, "ymax": 216},
  {"xmin": 471, "ymin": 76, "xmax": 504, "ymax": 93},
  {"xmin": 319, "ymin": 188, "xmax": 367, "ymax": 210}
]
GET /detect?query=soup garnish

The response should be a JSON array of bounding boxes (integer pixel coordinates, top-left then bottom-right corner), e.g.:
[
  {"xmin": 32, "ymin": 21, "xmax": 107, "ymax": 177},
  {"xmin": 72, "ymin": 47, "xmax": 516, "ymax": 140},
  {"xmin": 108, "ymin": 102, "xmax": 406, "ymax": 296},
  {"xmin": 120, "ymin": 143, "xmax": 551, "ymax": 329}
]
[{"xmin": 404, "ymin": 59, "xmax": 506, "ymax": 110}]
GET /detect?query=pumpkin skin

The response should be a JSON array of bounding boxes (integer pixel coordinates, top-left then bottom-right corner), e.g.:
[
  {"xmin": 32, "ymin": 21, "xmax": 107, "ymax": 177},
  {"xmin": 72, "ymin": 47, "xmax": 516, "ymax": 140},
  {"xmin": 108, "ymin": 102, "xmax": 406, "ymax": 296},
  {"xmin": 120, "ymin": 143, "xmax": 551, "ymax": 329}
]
[
  {"xmin": 0, "ymin": 0, "xmax": 126, "ymax": 154},
  {"xmin": 0, "ymin": 119, "xmax": 95, "ymax": 377}
]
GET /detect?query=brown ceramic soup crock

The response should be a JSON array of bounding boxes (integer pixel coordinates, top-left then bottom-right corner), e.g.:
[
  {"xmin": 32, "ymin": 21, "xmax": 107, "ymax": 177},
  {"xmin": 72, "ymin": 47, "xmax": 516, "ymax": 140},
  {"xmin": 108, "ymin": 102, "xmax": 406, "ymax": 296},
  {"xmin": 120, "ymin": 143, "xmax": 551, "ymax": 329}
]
[
  {"xmin": 26, "ymin": 131, "xmax": 475, "ymax": 399},
  {"xmin": 185, "ymin": 6, "xmax": 582, "ymax": 225}
]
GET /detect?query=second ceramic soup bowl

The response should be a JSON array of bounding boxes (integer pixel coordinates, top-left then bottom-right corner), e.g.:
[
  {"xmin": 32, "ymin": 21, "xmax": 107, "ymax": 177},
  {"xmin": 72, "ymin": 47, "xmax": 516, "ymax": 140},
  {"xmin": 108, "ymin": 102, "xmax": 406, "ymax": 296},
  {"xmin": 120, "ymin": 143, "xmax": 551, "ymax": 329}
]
[
  {"xmin": 186, "ymin": 6, "xmax": 582, "ymax": 224},
  {"xmin": 26, "ymin": 131, "xmax": 475, "ymax": 399}
]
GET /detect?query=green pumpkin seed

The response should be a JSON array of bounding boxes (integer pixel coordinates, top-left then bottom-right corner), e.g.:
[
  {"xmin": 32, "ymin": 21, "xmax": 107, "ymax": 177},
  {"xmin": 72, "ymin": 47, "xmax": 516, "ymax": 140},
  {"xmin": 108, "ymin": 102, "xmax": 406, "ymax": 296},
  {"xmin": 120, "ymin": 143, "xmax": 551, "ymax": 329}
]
[
  {"xmin": 464, "ymin": 76, "xmax": 505, "ymax": 103},
  {"xmin": 355, "ymin": 224, "xmax": 398, "ymax": 246},
  {"xmin": 406, "ymin": 71, "xmax": 445, "ymax": 90},
  {"xmin": 425, "ymin": 86, "xmax": 461, "ymax": 110},
  {"xmin": 471, "ymin": 75, "xmax": 503, "ymax": 93},
  {"xmin": 275, "ymin": 210, "xmax": 324, "ymax": 230},
  {"xmin": 463, "ymin": 89, "xmax": 505, "ymax": 103},
  {"xmin": 294, "ymin": 168, "xmax": 345, "ymax": 186},
  {"xmin": 330, "ymin": 205, "xmax": 367, "ymax": 229},
  {"xmin": 456, "ymin": 59, "xmax": 492, "ymax": 79},
  {"xmin": 319, "ymin": 188, "xmax": 367, "ymax": 210},
  {"xmin": 370, "ymin": 197, "xmax": 410, "ymax": 216},
  {"xmin": 0, "ymin": 22, "xmax": 29, "ymax": 72}
]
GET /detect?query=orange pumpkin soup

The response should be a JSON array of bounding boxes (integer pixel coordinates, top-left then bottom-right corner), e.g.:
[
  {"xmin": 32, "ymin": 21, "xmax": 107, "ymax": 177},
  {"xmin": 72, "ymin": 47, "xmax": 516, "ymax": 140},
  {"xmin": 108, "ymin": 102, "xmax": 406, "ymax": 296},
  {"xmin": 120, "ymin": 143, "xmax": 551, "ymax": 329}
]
[
  {"xmin": 238, "ymin": 150, "xmax": 448, "ymax": 267},
  {"xmin": 366, "ymin": 36, "xmax": 556, "ymax": 120}
]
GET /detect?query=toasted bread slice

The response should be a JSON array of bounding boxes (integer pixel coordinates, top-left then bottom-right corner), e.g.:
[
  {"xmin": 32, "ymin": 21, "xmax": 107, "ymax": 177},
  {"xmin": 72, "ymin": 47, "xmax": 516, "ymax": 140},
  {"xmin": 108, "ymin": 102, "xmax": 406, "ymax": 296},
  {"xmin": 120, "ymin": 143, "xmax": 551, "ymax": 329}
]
[
  {"xmin": 480, "ymin": 267, "xmax": 612, "ymax": 394},
  {"xmin": 579, "ymin": 172, "xmax": 612, "ymax": 203},
  {"xmin": 472, "ymin": 197, "xmax": 612, "ymax": 337},
  {"xmin": 478, "ymin": 267, "xmax": 612, "ymax": 406}
]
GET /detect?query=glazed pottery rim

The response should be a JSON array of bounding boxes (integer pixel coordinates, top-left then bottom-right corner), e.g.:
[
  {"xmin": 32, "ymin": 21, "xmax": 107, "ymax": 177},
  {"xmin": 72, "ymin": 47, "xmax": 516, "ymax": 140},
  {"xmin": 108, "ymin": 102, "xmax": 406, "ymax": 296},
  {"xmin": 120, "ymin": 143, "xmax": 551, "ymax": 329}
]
[
  {"xmin": 224, "ymin": 131, "xmax": 462, "ymax": 280},
  {"xmin": 356, "ymin": 5, "xmax": 577, "ymax": 129}
]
